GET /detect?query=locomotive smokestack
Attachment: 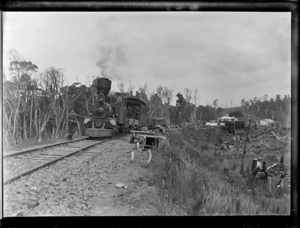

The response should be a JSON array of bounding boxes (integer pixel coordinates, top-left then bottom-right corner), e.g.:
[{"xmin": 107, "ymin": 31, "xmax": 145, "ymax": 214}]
[{"xmin": 93, "ymin": 77, "xmax": 112, "ymax": 97}]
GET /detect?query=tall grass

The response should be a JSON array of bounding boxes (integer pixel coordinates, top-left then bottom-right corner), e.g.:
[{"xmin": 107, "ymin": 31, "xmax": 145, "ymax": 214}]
[{"xmin": 150, "ymin": 127, "xmax": 290, "ymax": 215}]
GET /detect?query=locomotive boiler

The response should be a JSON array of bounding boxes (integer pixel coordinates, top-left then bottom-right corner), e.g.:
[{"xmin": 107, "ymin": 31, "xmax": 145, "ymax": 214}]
[{"xmin": 83, "ymin": 78, "xmax": 117, "ymax": 137}]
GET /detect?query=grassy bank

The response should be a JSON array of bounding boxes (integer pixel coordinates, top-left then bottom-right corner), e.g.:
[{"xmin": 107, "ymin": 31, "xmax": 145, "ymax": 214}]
[{"xmin": 150, "ymin": 126, "xmax": 290, "ymax": 215}]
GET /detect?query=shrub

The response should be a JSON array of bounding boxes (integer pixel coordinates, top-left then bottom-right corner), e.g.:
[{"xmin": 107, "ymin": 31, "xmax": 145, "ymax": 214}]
[{"xmin": 167, "ymin": 130, "xmax": 185, "ymax": 148}]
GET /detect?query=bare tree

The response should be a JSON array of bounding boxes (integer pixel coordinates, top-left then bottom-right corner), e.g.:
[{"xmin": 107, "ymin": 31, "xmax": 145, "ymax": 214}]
[
  {"xmin": 193, "ymin": 88, "xmax": 198, "ymax": 106},
  {"xmin": 163, "ymin": 87, "xmax": 173, "ymax": 106},
  {"xmin": 137, "ymin": 83, "xmax": 149, "ymax": 104},
  {"xmin": 127, "ymin": 82, "xmax": 135, "ymax": 97},
  {"xmin": 138, "ymin": 83, "xmax": 148, "ymax": 95},
  {"xmin": 213, "ymin": 99, "xmax": 218, "ymax": 109},
  {"xmin": 38, "ymin": 67, "xmax": 66, "ymax": 140},
  {"xmin": 117, "ymin": 81, "xmax": 125, "ymax": 93},
  {"xmin": 157, "ymin": 85, "xmax": 164, "ymax": 103},
  {"xmin": 184, "ymin": 88, "xmax": 192, "ymax": 104},
  {"xmin": 5, "ymin": 49, "xmax": 38, "ymax": 143}
]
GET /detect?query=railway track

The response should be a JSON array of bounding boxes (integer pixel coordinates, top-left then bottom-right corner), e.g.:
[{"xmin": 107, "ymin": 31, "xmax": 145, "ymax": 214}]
[{"xmin": 3, "ymin": 137, "xmax": 110, "ymax": 185}]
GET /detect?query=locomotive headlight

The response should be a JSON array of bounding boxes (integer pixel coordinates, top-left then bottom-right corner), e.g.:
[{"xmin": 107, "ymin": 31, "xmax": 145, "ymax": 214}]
[
  {"xmin": 98, "ymin": 93, "xmax": 105, "ymax": 102},
  {"xmin": 109, "ymin": 119, "xmax": 116, "ymax": 125}
]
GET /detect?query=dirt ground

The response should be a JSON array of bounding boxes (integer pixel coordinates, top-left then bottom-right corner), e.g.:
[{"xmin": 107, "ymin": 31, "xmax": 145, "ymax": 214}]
[
  {"xmin": 86, "ymin": 137, "xmax": 160, "ymax": 216},
  {"xmin": 3, "ymin": 135, "xmax": 161, "ymax": 216}
]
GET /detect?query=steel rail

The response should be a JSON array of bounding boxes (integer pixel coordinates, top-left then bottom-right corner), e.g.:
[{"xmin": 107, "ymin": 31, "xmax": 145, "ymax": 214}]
[
  {"xmin": 3, "ymin": 137, "xmax": 90, "ymax": 158},
  {"xmin": 4, "ymin": 138, "xmax": 110, "ymax": 185}
]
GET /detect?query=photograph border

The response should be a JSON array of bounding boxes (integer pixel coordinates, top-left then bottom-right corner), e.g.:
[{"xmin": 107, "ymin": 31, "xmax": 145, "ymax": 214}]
[{"xmin": 1, "ymin": 1, "xmax": 298, "ymax": 228}]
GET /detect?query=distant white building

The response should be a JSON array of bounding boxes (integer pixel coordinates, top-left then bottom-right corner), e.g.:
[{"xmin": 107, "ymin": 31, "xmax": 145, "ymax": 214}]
[
  {"xmin": 205, "ymin": 122, "xmax": 218, "ymax": 127},
  {"xmin": 259, "ymin": 119, "xmax": 275, "ymax": 126},
  {"xmin": 218, "ymin": 114, "xmax": 237, "ymax": 122}
]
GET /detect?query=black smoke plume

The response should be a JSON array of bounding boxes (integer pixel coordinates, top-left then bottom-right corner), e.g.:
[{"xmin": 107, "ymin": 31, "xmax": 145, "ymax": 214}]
[{"xmin": 96, "ymin": 45, "xmax": 128, "ymax": 80}]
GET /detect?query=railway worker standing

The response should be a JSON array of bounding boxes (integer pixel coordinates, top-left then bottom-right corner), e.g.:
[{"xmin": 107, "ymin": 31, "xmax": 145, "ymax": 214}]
[{"xmin": 67, "ymin": 108, "xmax": 83, "ymax": 140}]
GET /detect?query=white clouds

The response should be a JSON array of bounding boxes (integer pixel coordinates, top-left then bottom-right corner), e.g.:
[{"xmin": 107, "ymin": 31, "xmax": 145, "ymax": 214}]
[{"xmin": 3, "ymin": 12, "xmax": 291, "ymax": 106}]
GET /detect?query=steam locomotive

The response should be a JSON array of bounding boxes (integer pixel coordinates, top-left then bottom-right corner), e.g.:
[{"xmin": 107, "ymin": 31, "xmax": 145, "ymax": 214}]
[{"xmin": 82, "ymin": 77, "xmax": 150, "ymax": 137}]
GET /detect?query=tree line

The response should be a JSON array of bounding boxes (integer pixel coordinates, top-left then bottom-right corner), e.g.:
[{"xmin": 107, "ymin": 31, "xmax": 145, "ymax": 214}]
[
  {"xmin": 2, "ymin": 50, "xmax": 221, "ymax": 146},
  {"xmin": 3, "ymin": 49, "xmax": 93, "ymax": 145},
  {"xmin": 3, "ymin": 49, "xmax": 291, "ymax": 145},
  {"xmin": 241, "ymin": 95, "xmax": 291, "ymax": 125}
]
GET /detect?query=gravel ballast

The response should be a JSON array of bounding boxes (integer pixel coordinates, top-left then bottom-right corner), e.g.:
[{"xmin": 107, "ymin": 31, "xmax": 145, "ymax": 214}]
[{"xmin": 3, "ymin": 136, "xmax": 160, "ymax": 216}]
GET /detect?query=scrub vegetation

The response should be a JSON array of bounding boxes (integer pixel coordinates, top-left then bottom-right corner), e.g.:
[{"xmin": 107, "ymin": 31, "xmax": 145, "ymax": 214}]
[{"xmin": 150, "ymin": 126, "xmax": 291, "ymax": 215}]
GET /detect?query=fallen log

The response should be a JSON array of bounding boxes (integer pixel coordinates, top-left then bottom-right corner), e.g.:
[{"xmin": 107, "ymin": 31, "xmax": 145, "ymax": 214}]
[
  {"xmin": 254, "ymin": 149, "xmax": 262, "ymax": 154},
  {"xmin": 270, "ymin": 131, "xmax": 288, "ymax": 141}
]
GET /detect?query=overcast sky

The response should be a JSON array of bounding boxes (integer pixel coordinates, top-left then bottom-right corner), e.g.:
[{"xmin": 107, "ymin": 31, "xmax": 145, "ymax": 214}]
[{"xmin": 3, "ymin": 12, "xmax": 291, "ymax": 107}]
